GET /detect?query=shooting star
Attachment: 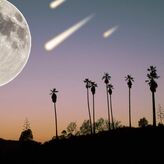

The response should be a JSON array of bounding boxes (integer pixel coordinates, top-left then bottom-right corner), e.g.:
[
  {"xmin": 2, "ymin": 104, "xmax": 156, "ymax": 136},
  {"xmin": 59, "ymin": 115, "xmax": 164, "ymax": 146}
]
[
  {"xmin": 49, "ymin": 0, "xmax": 66, "ymax": 9},
  {"xmin": 103, "ymin": 26, "xmax": 118, "ymax": 38},
  {"xmin": 45, "ymin": 14, "xmax": 94, "ymax": 51}
]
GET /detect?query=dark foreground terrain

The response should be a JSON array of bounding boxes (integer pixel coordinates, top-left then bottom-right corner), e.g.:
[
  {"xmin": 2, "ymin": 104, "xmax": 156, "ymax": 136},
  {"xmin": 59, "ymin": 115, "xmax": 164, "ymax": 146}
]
[{"xmin": 0, "ymin": 127, "xmax": 164, "ymax": 163}]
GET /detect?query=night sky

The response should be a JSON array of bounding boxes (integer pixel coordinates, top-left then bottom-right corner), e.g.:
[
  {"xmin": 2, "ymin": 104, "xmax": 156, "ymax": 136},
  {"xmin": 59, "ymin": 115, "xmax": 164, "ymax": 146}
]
[{"xmin": 0, "ymin": 0, "xmax": 164, "ymax": 142}]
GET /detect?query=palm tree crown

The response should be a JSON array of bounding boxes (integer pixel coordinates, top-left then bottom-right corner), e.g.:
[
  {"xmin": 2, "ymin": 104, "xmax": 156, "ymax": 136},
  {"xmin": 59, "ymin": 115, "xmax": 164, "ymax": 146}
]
[
  {"xmin": 107, "ymin": 84, "xmax": 114, "ymax": 95},
  {"xmin": 50, "ymin": 88, "xmax": 58, "ymax": 103},
  {"xmin": 102, "ymin": 73, "xmax": 111, "ymax": 84},
  {"xmin": 125, "ymin": 75, "xmax": 134, "ymax": 88},
  {"xmin": 91, "ymin": 82, "xmax": 98, "ymax": 95},
  {"xmin": 84, "ymin": 78, "xmax": 92, "ymax": 89},
  {"xmin": 50, "ymin": 88, "xmax": 59, "ymax": 139},
  {"xmin": 146, "ymin": 66, "xmax": 159, "ymax": 92}
]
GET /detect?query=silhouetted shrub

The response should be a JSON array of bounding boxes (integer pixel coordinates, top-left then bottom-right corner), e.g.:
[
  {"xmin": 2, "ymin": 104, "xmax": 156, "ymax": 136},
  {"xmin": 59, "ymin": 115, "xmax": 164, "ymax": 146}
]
[
  {"xmin": 138, "ymin": 117, "xmax": 148, "ymax": 128},
  {"xmin": 19, "ymin": 129, "xmax": 33, "ymax": 141}
]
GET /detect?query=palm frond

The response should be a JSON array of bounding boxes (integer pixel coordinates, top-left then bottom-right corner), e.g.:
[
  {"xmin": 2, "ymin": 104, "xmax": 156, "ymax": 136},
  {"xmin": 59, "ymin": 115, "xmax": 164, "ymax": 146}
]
[
  {"xmin": 102, "ymin": 73, "xmax": 111, "ymax": 80},
  {"xmin": 84, "ymin": 78, "xmax": 89, "ymax": 83},
  {"xmin": 91, "ymin": 81, "xmax": 98, "ymax": 87},
  {"xmin": 107, "ymin": 84, "xmax": 114, "ymax": 89},
  {"xmin": 125, "ymin": 74, "xmax": 134, "ymax": 81},
  {"xmin": 50, "ymin": 88, "xmax": 58, "ymax": 94}
]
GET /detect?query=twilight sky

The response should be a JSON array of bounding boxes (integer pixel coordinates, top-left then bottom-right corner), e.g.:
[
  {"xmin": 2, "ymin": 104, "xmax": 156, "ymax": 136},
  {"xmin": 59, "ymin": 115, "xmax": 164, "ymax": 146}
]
[{"xmin": 0, "ymin": 0, "xmax": 164, "ymax": 142}]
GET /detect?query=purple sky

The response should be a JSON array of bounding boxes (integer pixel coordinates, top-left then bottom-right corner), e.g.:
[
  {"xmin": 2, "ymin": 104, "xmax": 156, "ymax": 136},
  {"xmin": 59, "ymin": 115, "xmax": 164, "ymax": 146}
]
[{"xmin": 0, "ymin": 0, "xmax": 164, "ymax": 142}]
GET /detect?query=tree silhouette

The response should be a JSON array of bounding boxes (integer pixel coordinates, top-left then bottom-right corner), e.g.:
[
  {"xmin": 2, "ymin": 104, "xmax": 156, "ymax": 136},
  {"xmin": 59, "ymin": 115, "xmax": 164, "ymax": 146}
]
[
  {"xmin": 84, "ymin": 78, "xmax": 92, "ymax": 134},
  {"xmin": 19, "ymin": 129, "xmax": 33, "ymax": 141},
  {"xmin": 90, "ymin": 81, "xmax": 97, "ymax": 134},
  {"xmin": 95, "ymin": 118, "xmax": 107, "ymax": 132},
  {"xmin": 50, "ymin": 88, "xmax": 59, "ymax": 139},
  {"xmin": 125, "ymin": 74, "xmax": 134, "ymax": 128},
  {"xmin": 108, "ymin": 83, "xmax": 114, "ymax": 129},
  {"xmin": 146, "ymin": 66, "xmax": 159, "ymax": 127},
  {"xmin": 102, "ymin": 73, "xmax": 111, "ymax": 130},
  {"xmin": 19, "ymin": 118, "xmax": 33, "ymax": 141},
  {"xmin": 61, "ymin": 130, "xmax": 67, "ymax": 138},
  {"xmin": 138, "ymin": 117, "xmax": 148, "ymax": 128},
  {"xmin": 67, "ymin": 122, "xmax": 77, "ymax": 136},
  {"xmin": 113, "ymin": 120, "xmax": 123, "ymax": 129},
  {"xmin": 80, "ymin": 120, "xmax": 91, "ymax": 135},
  {"xmin": 95, "ymin": 118, "xmax": 122, "ymax": 132}
]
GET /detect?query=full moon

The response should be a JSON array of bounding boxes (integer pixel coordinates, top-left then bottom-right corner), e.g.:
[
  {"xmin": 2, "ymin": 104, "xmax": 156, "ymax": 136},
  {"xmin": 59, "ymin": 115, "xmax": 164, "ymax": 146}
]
[{"xmin": 0, "ymin": 0, "xmax": 31, "ymax": 86}]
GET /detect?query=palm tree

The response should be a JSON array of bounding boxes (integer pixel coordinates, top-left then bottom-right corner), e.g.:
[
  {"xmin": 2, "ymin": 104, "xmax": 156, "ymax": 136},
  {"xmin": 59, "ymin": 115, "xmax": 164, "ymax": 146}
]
[
  {"xmin": 108, "ymin": 84, "xmax": 114, "ymax": 129},
  {"xmin": 84, "ymin": 78, "xmax": 92, "ymax": 134},
  {"xmin": 90, "ymin": 81, "xmax": 97, "ymax": 134},
  {"xmin": 125, "ymin": 75, "xmax": 134, "ymax": 128},
  {"xmin": 50, "ymin": 88, "xmax": 59, "ymax": 139},
  {"xmin": 146, "ymin": 66, "xmax": 159, "ymax": 127},
  {"xmin": 102, "ymin": 73, "xmax": 111, "ymax": 130}
]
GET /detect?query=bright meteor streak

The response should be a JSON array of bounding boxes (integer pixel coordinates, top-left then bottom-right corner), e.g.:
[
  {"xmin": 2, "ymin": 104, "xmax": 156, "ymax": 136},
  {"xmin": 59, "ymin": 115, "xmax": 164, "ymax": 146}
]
[
  {"xmin": 49, "ymin": 0, "xmax": 66, "ymax": 9},
  {"xmin": 103, "ymin": 26, "xmax": 118, "ymax": 38},
  {"xmin": 45, "ymin": 14, "xmax": 94, "ymax": 51}
]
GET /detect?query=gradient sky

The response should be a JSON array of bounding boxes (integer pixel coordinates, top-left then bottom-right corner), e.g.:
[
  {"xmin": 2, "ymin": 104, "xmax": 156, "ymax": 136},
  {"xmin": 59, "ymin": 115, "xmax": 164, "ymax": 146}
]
[{"xmin": 0, "ymin": 0, "xmax": 164, "ymax": 142}]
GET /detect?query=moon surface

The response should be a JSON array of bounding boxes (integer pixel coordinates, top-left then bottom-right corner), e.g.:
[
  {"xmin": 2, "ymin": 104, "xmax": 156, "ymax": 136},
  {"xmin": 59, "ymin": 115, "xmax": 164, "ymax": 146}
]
[{"xmin": 0, "ymin": 0, "xmax": 31, "ymax": 86}]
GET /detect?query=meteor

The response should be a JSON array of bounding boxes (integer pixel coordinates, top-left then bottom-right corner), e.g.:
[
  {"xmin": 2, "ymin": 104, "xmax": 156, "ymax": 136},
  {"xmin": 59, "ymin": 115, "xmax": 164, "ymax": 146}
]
[
  {"xmin": 45, "ymin": 14, "xmax": 94, "ymax": 51},
  {"xmin": 103, "ymin": 26, "xmax": 118, "ymax": 38},
  {"xmin": 49, "ymin": 0, "xmax": 66, "ymax": 9}
]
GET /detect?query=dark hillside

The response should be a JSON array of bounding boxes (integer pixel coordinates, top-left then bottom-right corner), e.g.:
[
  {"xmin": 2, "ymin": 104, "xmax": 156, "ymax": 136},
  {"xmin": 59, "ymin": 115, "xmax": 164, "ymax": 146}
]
[{"xmin": 0, "ymin": 127, "xmax": 164, "ymax": 163}]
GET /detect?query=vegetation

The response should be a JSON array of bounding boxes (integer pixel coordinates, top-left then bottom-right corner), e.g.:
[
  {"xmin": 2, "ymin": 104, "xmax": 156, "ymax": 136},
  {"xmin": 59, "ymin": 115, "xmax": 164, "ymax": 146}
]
[
  {"xmin": 48, "ymin": 65, "xmax": 160, "ymax": 138},
  {"xmin": 1, "ymin": 127, "xmax": 164, "ymax": 163},
  {"xmin": 138, "ymin": 117, "xmax": 148, "ymax": 128},
  {"xmin": 90, "ymin": 81, "xmax": 98, "ymax": 134},
  {"xmin": 66, "ymin": 122, "xmax": 77, "ymax": 136},
  {"xmin": 146, "ymin": 66, "xmax": 159, "ymax": 127},
  {"xmin": 59, "ymin": 118, "xmax": 122, "ymax": 137},
  {"xmin": 125, "ymin": 74, "xmax": 134, "ymax": 128},
  {"xmin": 102, "ymin": 73, "xmax": 111, "ymax": 130},
  {"xmin": 50, "ymin": 88, "xmax": 59, "ymax": 139},
  {"xmin": 80, "ymin": 120, "xmax": 91, "ymax": 135},
  {"xmin": 1, "ymin": 65, "xmax": 163, "ymax": 163},
  {"xmin": 46, "ymin": 65, "xmax": 161, "ymax": 138},
  {"xmin": 19, "ymin": 129, "xmax": 33, "ymax": 141},
  {"xmin": 84, "ymin": 78, "xmax": 92, "ymax": 134},
  {"xmin": 107, "ymin": 83, "xmax": 114, "ymax": 129},
  {"xmin": 19, "ymin": 118, "xmax": 33, "ymax": 141}
]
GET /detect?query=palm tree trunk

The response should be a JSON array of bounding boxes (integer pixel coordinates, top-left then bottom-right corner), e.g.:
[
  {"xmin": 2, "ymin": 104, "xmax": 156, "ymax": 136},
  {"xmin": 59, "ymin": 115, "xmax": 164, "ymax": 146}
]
[
  {"xmin": 106, "ymin": 84, "xmax": 111, "ymax": 130},
  {"xmin": 109, "ymin": 94, "xmax": 114, "ymax": 129},
  {"xmin": 129, "ymin": 88, "xmax": 131, "ymax": 128},
  {"xmin": 93, "ymin": 94, "xmax": 95, "ymax": 134},
  {"xmin": 87, "ymin": 88, "xmax": 92, "ymax": 134},
  {"xmin": 54, "ymin": 103, "xmax": 58, "ymax": 138},
  {"xmin": 152, "ymin": 91, "xmax": 156, "ymax": 127}
]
